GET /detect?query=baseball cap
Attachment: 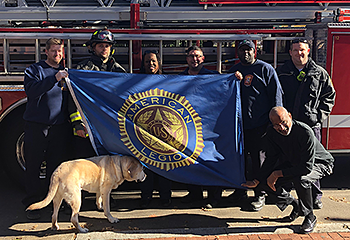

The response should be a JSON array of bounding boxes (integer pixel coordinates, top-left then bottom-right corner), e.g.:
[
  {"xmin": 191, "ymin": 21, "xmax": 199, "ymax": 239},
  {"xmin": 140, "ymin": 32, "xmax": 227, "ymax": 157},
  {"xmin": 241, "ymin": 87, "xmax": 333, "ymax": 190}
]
[{"xmin": 238, "ymin": 39, "xmax": 255, "ymax": 50}]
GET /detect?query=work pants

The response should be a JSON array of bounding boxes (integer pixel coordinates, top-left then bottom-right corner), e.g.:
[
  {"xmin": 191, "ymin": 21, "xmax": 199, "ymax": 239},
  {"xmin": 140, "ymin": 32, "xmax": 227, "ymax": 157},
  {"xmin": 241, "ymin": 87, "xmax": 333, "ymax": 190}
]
[
  {"xmin": 240, "ymin": 123, "xmax": 268, "ymax": 197},
  {"xmin": 256, "ymin": 162, "xmax": 332, "ymax": 216},
  {"xmin": 140, "ymin": 168, "xmax": 172, "ymax": 201},
  {"xmin": 22, "ymin": 121, "xmax": 73, "ymax": 208},
  {"xmin": 311, "ymin": 124, "xmax": 322, "ymax": 201},
  {"xmin": 185, "ymin": 184, "xmax": 222, "ymax": 202}
]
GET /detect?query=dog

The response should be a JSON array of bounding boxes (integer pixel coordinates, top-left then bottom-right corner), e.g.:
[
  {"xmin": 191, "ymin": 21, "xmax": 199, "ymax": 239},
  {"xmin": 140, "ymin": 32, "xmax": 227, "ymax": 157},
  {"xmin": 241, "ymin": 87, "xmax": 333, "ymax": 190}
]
[{"xmin": 26, "ymin": 155, "xmax": 146, "ymax": 233}]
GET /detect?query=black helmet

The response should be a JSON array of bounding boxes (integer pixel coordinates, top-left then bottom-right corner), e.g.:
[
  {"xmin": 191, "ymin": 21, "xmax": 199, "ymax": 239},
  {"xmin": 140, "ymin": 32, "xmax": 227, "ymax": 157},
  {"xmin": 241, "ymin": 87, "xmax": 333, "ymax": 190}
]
[{"xmin": 85, "ymin": 29, "xmax": 114, "ymax": 47}]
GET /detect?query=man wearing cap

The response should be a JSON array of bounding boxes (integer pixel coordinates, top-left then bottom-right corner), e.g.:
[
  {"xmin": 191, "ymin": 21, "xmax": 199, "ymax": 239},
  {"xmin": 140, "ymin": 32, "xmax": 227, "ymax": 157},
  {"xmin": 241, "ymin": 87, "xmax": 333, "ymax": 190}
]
[
  {"xmin": 276, "ymin": 39, "xmax": 335, "ymax": 210},
  {"xmin": 227, "ymin": 39, "xmax": 283, "ymax": 211}
]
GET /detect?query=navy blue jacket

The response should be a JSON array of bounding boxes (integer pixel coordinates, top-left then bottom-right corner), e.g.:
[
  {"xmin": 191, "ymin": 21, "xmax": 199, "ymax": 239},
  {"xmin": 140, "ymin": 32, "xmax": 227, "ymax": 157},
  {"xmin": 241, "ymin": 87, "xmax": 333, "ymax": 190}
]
[
  {"xmin": 23, "ymin": 60, "xmax": 69, "ymax": 125},
  {"xmin": 228, "ymin": 59, "xmax": 283, "ymax": 129}
]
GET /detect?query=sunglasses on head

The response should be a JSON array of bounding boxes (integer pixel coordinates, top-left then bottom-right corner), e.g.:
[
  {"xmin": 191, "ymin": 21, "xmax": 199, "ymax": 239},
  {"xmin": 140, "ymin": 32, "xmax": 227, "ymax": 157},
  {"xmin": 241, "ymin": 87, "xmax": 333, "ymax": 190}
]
[
  {"xmin": 291, "ymin": 39, "xmax": 308, "ymax": 44},
  {"xmin": 97, "ymin": 31, "xmax": 113, "ymax": 41}
]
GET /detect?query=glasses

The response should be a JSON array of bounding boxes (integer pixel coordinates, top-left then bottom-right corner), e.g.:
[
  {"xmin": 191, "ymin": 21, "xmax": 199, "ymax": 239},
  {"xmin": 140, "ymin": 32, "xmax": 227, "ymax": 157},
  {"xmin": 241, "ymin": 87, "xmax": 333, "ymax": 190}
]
[
  {"xmin": 187, "ymin": 54, "xmax": 203, "ymax": 59},
  {"xmin": 291, "ymin": 39, "xmax": 308, "ymax": 44},
  {"xmin": 97, "ymin": 31, "xmax": 114, "ymax": 41}
]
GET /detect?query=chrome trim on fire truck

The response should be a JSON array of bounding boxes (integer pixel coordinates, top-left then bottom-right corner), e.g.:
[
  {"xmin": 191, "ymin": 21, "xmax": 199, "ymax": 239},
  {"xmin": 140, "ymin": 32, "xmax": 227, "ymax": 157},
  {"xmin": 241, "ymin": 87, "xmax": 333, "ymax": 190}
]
[
  {"xmin": 0, "ymin": 33, "xmax": 270, "ymax": 41},
  {"xmin": 322, "ymin": 115, "xmax": 350, "ymax": 128},
  {"xmin": 328, "ymin": 149, "xmax": 350, "ymax": 154},
  {"xmin": 0, "ymin": 97, "xmax": 27, "ymax": 123}
]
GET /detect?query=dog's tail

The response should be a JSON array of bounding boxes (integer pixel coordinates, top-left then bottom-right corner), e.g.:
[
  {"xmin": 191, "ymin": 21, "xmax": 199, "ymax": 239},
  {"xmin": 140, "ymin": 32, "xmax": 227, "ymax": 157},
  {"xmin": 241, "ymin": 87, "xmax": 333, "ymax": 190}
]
[{"xmin": 26, "ymin": 170, "xmax": 60, "ymax": 211}]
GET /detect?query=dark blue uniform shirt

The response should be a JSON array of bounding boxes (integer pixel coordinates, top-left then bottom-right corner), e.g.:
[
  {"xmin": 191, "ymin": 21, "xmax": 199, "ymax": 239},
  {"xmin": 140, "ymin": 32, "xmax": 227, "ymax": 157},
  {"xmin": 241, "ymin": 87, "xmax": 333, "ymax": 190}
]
[{"xmin": 229, "ymin": 59, "xmax": 283, "ymax": 129}]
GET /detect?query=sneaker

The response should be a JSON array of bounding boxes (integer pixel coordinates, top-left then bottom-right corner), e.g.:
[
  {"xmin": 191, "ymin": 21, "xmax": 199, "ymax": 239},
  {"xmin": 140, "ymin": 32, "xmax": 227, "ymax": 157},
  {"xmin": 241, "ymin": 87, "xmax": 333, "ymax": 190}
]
[
  {"xmin": 281, "ymin": 206, "xmax": 299, "ymax": 222},
  {"xmin": 300, "ymin": 214, "xmax": 317, "ymax": 234},
  {"xmin": 240, "ymin": 195, "xmax": 265, "ymax": 212},
  {"xmin": 250, "ymin": 195, "xmax": 265, "ymax": 211},
  {"xmin": 204, "ymin": 200, "xmax": 218, "ymax": 209},
  {"xmin": 313, "ymin": 199, "xmax": 323, "ymax": 209},
  {"xmin": 26, "ymin": 209, "xmax": 41, "ymax": 220}
]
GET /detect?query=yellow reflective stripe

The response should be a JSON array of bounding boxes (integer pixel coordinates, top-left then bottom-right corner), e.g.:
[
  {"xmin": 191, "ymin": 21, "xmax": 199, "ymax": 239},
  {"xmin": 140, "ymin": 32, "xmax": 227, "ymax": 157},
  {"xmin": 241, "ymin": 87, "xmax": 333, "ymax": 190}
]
[{"xmin": 70, "ymin": 111, "xmax": 82, "ymax": 122}]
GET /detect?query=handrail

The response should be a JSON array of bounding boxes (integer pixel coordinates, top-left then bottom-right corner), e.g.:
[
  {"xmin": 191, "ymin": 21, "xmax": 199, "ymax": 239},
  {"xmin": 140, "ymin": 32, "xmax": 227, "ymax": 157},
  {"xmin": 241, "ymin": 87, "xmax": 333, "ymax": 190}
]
[
  {"xmin": 0, "ymin": 33, "xmax": 270, "ymax": 41},
  {"xmin": 0, "ymin": 33, "xmax": 306, "ymax": 74}
]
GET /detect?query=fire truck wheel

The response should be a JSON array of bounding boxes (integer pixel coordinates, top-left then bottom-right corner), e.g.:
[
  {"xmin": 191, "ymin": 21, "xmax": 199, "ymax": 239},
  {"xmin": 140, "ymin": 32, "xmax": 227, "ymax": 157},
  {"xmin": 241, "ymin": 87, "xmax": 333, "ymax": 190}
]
[{"xmin": 1, "ymin": 107, "xmax": 26, "ymax": 188}]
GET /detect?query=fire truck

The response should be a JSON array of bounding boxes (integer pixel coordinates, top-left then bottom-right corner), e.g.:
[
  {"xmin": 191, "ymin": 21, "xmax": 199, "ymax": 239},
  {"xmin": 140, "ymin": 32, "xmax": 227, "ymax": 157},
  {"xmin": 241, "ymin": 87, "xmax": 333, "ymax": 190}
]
[{"xmin": 0, "ymin": 0, "xmax": 350, "ymax": 186}]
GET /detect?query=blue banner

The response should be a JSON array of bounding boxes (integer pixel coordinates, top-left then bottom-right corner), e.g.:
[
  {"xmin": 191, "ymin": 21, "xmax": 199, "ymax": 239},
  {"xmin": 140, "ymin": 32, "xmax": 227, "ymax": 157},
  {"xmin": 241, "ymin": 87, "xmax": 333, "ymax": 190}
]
[{"xmin": 67, "ymin": 69, "xmax": 245, "ymax": 188}]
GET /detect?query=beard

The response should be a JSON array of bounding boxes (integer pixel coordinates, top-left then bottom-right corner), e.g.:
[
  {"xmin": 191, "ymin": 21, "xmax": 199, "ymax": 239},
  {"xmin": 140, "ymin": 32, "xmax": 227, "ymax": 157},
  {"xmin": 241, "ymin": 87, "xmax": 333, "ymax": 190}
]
[{"xmin": 240, "ymin": 54, "xmax": 254, "ymax": 65}]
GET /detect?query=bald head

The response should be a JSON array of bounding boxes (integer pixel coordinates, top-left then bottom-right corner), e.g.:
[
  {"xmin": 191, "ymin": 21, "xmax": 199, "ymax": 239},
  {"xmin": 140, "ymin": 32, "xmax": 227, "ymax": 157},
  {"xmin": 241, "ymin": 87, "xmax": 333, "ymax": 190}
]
[
  {"xmin": 269, "ymin": 106, "xmax": 293, "ymax": 136},
  {"xmin": 269, "ymin": 106, "xmax": 288, "ymax": 120}
]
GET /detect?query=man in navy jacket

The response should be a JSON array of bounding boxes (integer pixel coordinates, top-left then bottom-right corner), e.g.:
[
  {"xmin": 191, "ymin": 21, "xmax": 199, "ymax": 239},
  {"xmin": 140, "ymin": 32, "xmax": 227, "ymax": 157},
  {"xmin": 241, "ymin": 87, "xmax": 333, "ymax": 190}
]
[{"xmin": 23, "ymin": 38, "xmax": 74, "ymax": 220}]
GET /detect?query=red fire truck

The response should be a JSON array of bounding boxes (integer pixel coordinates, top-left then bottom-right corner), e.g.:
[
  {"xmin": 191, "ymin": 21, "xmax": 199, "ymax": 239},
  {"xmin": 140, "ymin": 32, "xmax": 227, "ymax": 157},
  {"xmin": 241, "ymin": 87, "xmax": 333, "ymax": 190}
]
[{"xmin": 0, "ymin": 0, "xmax": 349, "ymax": 186}]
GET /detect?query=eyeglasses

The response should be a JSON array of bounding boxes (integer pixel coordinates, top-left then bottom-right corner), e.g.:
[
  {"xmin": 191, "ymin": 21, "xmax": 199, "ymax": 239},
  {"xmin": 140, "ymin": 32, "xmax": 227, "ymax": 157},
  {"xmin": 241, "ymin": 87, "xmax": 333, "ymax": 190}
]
[
  {"xmin": 187, "ymin": 54, "xmax": 203, "ymax": 59},
  {"xmin": 97, "ymin": 31, "xmax": 114, "ymax": 41},
  {"xmin": 291, "ymin": 39, "xmax": 308, "ymax": 44}
]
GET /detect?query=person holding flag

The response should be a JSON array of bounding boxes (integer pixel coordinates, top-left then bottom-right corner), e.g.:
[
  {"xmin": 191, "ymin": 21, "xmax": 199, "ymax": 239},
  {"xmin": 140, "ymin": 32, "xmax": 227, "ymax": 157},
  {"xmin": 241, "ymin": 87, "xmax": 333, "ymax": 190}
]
[
  {"xmin": 69, "ymin": 29, "xmax": 127, "ymax": 208},
  {"xmin": 70, "ymin": 29, "xmax": 127, "ymax": 159},
  {"xmin": 22, "ymin": 38, "xmax": 74, "ymax": 220},
  {"xmin": 228, "ymin": 39, "xmax": 283, "ymax": 211},
  {"xmin": 137, "ymin": 50, "xmax": 173, "ymax": 208},
  {"xmin": 179, "ymin": 45, "xmax": 222, "ymax": 209}
]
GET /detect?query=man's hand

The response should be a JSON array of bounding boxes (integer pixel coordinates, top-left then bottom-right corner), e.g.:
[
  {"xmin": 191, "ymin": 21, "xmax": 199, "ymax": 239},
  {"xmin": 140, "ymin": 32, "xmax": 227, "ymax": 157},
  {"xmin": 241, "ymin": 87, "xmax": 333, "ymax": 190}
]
[
  {"xmin": 76, "ymin": 124, "xmax": 88, "ymax": 138},
  {"xmin": 55, "ymin": 70, "xmax": 68, "ymax": 82},
  {"xmin": 76, "ymin": 129, "xmax": 87, "ymax": 138},
  {"xmin": 267, "ymin": 170, "xmax": 283, "ymax": 191},
  {"xmin": 234, "ymin": 71, "xmax": 243, "ymax": 81},
  {"xmin": 242, "ymin": 179, "xmax": 259, "ymax": 188}
]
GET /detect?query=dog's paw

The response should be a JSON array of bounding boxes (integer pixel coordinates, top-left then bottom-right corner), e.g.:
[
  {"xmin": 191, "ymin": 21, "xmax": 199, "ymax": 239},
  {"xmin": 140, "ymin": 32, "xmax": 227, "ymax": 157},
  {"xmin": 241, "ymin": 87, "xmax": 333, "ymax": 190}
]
[
  {"xmin": 107, "ymin": 216, "xmax": 119, "ymax": 223},
  {"xmin": 51, "ymin": 224, "xmax": 59, "ymax": 231},
  {"xmin": 79, "ymin": 227, "xmax": 89, "ymax": 233}
]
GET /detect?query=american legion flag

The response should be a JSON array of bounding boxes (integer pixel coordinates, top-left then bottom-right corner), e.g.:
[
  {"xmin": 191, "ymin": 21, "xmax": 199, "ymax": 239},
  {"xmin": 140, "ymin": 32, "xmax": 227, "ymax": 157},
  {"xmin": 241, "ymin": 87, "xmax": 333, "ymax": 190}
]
[{"xmin": 67, "ymin": 69, "xmax": 245, "ymax": 188}]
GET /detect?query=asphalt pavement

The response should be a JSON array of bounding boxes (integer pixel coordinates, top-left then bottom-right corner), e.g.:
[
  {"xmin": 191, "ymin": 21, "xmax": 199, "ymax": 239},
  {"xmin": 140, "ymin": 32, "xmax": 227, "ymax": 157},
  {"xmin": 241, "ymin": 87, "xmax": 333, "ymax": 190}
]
[{"xmin": 1, "ymin": 154, "xmax": 350, "ymax": 240}]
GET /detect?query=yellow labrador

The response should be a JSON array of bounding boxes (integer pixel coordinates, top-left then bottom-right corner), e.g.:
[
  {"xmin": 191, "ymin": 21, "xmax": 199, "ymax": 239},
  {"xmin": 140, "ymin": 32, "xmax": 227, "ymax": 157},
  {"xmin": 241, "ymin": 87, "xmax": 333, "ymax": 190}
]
[{"xmin": 27, "ymin": 155, "xmax": 146, "ymax": 233}]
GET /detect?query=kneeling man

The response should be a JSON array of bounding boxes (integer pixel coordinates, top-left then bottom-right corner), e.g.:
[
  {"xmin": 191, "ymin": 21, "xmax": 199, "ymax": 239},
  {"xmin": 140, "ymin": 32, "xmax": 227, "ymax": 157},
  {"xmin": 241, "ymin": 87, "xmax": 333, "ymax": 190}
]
[{"xmin": 243, "ymin": 106, "xmax": 334, "ymax": 233}]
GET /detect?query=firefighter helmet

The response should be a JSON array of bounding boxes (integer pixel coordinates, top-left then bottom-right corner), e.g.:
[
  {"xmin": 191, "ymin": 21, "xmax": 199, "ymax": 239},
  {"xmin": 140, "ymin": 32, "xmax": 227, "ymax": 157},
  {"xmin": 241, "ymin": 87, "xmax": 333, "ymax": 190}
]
[{"xmin": 85, "ymin": 29, "xmax": 114, "ymax": 47}]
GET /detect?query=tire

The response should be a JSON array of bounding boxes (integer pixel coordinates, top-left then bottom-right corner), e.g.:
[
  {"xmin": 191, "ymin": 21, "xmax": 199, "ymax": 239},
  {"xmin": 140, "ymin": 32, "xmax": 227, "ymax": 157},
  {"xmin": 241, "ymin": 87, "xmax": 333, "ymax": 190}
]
[{"xmin": 0, "ymin": 105, "xmax": 26, "ymax": 188}]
